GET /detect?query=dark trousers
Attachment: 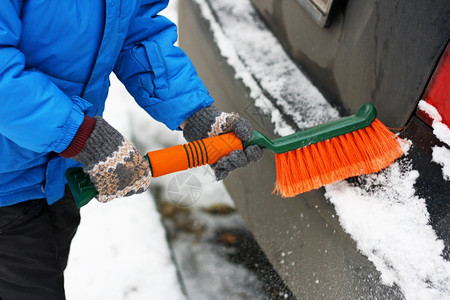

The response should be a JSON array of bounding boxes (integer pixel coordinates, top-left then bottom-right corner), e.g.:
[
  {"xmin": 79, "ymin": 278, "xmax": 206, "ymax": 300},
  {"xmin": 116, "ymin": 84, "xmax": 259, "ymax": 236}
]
[{"xmin": 0, "ymin": 188, "xmax": 80, "ymax": 300}]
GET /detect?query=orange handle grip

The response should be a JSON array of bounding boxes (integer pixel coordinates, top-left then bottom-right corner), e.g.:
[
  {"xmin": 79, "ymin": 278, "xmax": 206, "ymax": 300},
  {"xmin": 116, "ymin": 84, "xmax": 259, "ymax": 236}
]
[{"xmin": 147, "ymin": 133, "xmax": 243, "ymax": 177}]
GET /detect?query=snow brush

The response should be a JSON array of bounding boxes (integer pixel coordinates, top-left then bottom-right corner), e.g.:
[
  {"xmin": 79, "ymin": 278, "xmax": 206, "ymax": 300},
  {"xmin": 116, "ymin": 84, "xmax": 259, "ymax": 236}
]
[{"xmin": 66, "ymin": 103, "xmax": 404, "ymax": 207}]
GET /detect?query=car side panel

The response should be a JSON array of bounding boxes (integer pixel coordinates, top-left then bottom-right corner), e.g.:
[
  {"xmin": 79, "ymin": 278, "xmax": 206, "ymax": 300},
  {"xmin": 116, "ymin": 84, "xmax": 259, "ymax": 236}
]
[
  {"xmin": 252, "ymin": 0, "xmax": 450, "ymax": 128},
  {"xmin": 179, "ymin": 1, "xmax": 405, "ymax": 298}
]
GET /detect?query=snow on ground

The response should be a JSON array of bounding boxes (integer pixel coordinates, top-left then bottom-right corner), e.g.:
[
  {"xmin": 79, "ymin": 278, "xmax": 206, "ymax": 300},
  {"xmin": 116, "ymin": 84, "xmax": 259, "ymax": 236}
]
[
  {"xmin": 64, "ymin": 194, "xmax": 186, "ymax": 300},
  {"xmin": 193, "ymin": 0, "xmax": 450, "ymax": 299}
]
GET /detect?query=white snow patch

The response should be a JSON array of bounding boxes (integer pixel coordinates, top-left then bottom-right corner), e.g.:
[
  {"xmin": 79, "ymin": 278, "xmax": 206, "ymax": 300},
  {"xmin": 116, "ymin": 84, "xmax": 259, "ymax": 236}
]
[
  {"xmin": 418, "ymin": 100, "xmax": 450, "ymax": 181},
  {"xmin": 65, "ymin": 193, "xmax": 186, "ymax": 300},
  {"xmin": 325, "ymin": 160, "xmax": 450, "ymax": 300},
  {"xmin": 418, "ymin": 100, "xmax": 450, "ymax": 146},
  {"xmin": 418, "ymin": 100, "xmax": 443, "ymax": 122},
  {"xmin": 432, "ymin": 146, "xmax": 450, "ymax": 181},
  {"xmin": 193, "ymin": 0, "xmax": 339, "ymax": 135}
]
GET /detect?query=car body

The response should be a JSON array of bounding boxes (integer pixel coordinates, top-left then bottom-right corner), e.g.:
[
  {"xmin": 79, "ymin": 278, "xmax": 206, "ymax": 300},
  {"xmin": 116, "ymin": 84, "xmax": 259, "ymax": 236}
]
[{"xmin": 178, "ymin": 0, "xmax": 450, "ymax": 298}]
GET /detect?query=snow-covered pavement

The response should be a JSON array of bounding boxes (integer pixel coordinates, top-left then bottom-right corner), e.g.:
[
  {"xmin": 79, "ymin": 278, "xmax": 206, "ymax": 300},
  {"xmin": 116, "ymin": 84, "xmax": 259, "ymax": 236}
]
[{"xmin": 64, "ymin": 193, "xmax": 186, "ymax": 300}]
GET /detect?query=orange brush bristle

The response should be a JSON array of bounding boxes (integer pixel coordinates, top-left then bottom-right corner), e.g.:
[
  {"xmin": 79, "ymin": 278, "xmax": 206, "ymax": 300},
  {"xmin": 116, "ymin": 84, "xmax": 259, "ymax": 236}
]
[{"xmin": 273, "ymin": 118, "xmax": 405, "ymax": 197}]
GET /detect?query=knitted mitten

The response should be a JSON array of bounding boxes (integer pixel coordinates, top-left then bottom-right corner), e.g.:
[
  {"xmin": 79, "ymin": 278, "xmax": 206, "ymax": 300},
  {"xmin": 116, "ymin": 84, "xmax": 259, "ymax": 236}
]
[
  {"xmin": 183, "ymin": 104, "xmax": 263, "ymax": 180},
  {"xmin": 61, "ymin": 116, "xmax": 151, "ymax": 202}
]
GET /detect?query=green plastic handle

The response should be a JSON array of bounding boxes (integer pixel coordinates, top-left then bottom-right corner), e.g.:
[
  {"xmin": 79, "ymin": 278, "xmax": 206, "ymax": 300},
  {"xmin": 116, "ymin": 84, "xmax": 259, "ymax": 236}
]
[
  {"xmin": 65, "ymin": 167, "xmax": 98, "ymax": 208},
  {"xmin": 243, "ymin": 103, "xmax": 377, "ymax": 153}
]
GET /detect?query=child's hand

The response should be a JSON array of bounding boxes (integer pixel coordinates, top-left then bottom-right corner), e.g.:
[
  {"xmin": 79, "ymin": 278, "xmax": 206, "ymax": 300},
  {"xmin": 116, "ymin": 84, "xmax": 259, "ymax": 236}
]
[
  {"xmin": 71, "ymin": 117, "xmax": 151, "ymax": 202},
  {"xmin": 183, "ymin": 105, "xmax": 263, "ymax": 180}
]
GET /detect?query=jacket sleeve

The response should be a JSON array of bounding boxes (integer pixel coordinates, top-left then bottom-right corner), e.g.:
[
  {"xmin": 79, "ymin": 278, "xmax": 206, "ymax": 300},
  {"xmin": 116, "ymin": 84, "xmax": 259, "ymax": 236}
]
[
  {"xmin": 0, "ymin": 1, "xmax": 86, "ymax": 153},
  {"xmin": 113, "ymin": 0, "xmax": 214, "ymax": 130}
]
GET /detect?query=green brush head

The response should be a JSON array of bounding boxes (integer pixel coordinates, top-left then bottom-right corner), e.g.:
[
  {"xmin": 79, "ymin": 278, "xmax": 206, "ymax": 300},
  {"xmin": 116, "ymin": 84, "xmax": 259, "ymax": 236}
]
[{"xmin": 244, "ymin": 103, "xmax": 377, "ymax": 153}]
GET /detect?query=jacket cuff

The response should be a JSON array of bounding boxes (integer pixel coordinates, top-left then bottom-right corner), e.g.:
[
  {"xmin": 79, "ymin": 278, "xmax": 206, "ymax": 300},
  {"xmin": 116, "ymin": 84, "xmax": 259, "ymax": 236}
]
[{"xmin": 59, "ymin": 116, "xmax": 96, "ymax": 158}]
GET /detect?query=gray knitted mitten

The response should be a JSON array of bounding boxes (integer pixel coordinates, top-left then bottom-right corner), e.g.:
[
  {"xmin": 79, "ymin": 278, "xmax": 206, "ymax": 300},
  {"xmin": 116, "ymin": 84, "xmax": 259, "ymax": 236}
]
[
  {"xmin": 73, "ymin": 116, "xmax": 151, "ymax": 202},
  {"xmin": 183, "ymin": 105, "xmax": 263, "ymax": 180}
]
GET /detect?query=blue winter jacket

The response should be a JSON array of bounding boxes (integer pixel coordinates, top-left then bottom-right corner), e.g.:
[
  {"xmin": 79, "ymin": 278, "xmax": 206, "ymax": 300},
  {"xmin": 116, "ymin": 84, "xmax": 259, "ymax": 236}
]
[{"xmin": 0, "ymin": 0, "xmax": 214, "ymax": 206}]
